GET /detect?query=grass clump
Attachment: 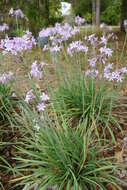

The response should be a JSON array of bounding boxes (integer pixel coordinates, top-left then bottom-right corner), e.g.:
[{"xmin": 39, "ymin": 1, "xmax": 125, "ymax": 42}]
[
  {"xmin": 10, "ymin": 115, "xmax": 125, "ymax": 190},
  {"xmin": 0, "ymin": 83, "xmax": 18, "ymax": 126},
  {"xmin": 49, "ymin": 63, "xmax": 126, "ymax": 142}
]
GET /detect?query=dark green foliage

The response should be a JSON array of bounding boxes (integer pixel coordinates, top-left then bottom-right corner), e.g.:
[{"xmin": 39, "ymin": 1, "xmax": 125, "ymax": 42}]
[
  {"xmin": 71, "ymin": 0, "xmax": 121, "ymax": 25},
  {"xmin": 0, "ymin": 0, "xmax": 63, "ymax": 35},
  {"xmin": 101, "ymin": 0, "xmax": 121, "ymax": 25}
]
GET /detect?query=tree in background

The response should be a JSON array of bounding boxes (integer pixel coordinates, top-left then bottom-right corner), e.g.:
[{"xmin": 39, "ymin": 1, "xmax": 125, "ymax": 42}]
[
  {"xmin": 0, "ymin": 0, "xmax": 62, "ymax": 35},
  {"xmin": 101, "ymin": 0, "xmax": 121, "ymax": 25},
  {"xmin": 68, "ymin": 0, "xmax": 121, "ymax": 26},
  {"xmin": 0, "ymin": 0, "xmax": 127, "ymax": 34}
]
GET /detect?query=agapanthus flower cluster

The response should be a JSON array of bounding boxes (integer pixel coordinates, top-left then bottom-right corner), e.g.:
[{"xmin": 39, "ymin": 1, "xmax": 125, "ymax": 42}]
[
  {"xmin": 30, "ymin": 61, "xmax": 45, "ymax": 79},
  {"xmin": 25, "ymin": 89, "xmax": 35, "ymax": 103},
  {"xmin": 84, "ymin": 34, "xmax": 98, "ymax": 46},
  {"xmin": 25, "ymin": 90, "xmax": 49, "ymax": 112},
  {"xmin": 0, "ymin": 71, "xmax": 14, "ymax": 84},
  {"xmin": 39, "ymin": 22, "xmax": 80, "ymax": 52},
  {"xmin": 67, "ymin": 40, "xmax": 88, "ymax": 56},
  {"xmin": 104, "ymin": 64, "xmax": 127, "ymax": 82},
  {"xmin": 0, "ymin": 23, "xmax": 9, "ymax": 32},
  {"xmin": 9, "ymin": 8, "xmax": 24, "ymax": 18},
  {"xmin": 39, "ymin": 21, "xmax": 127, "ymax": 84},
  {"xmin": 100, "ymin": 35, "xmax": 107, "ymax": 45},
  {"xmin": 0, "ymin": 31, "xmax": 36, "ymax": 55},
  {"xmin": 100, "ymin": 47, "xmax": 113, "ymax": 57},
  {"xmin": 89, "ymin": 58, "xmax": 97, "ymax": 67},
  {"xmin": 75, "ymin": 16, "xmax": 85, "ymax": 26}
]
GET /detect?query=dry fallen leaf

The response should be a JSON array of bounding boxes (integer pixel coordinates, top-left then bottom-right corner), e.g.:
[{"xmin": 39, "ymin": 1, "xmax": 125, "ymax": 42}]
[
  {"xmin": 114, "ymin": 150, "xmax": 123, "ymax": 163},
  {"xmin": 107, "ymin": 184, "xmax": 117, "ymax": 190}
]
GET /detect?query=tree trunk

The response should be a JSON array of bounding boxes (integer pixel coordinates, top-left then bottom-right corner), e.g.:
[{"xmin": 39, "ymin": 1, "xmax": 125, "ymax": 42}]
[
  {"xmin": 121, "ymin": 0, "xmax": 127, "ymax": 31},
  {"xmin": 96, "ymin": 0, "xmax": 100, "ymax": 26},
  {"xmin": 44, "ymin": 0, "xmax": 50, "ymax": 26},
  {"xmin": 92, "ymin": 0, "xmax": 96, "ymax": 25},
  {"xmin": 37, "ymin": 0, "xmax": 40, "ymax": 25}
]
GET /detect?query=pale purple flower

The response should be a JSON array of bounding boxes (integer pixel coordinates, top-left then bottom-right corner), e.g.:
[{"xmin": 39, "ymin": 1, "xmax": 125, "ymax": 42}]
[
  {"xmin": 86, "ymin": 34, "xmax": 98, "ymax": 45},
  {"xmin": 0, "ymin": 31, "xmax": 36, "ymax": 55},
  {"xmin": 50, "ymin": 45, "xmax": 62, "ymax": 53},
  {"xmin": 25, "ymin": 89, "xmax": 35, "ymax": 103},
  {"xmin": 75, "ymin": 16, "xmax": 85, "ymax": 25},
  {"xmin": 37, "ymin": 102, "xmax": 46, "ymax": 112},
  {"xmin": 40, "ymin": 92, "xmax": 49, "ymax": 102},
  {"xmin": 40, "ymin": 61, "xmax": 45, "ymax": 69},
  {"xmin": 120, "ymin": 67, "xmax": 127, "ymax": 74},
  {"xmin": 71, "ymin": 26, "xmax": 80, "ymax": 35},
  {"xmin": 30, "ymin": 61, "xmax": 42, "ymax": 80},
  {"xmin": 100, "ymin": 47, "xmax": 113, "ymax": 57},
  {"xmin": 40, "ymin": 22, "xmax": 80, "ymax": 50},
  {"xmin": 7, "ymin": 71, "xmax": 14, "ymax": 80},
  {"xmin": 109, "ymin": 71, "xmax": 123, "ymax": 82},
  {"xmin": 0, "ymin": 71, "xmax": 14, "ymax": 84},
  {"xmin": 0, "ymin": 73, "xmax": 7, "ymax": 84},
  {"xmin": 100, "ymin": 35, "xmax": 107, "ymax": 45},
  {"xmin": 67, "ymin": 41, "xmax": 88, "ymax": 56},
  {"xmin": 104, "ymin": 63, "xmax": 113, "ymax": 71},
  {"xmin": 15, "ymin": 9, "xmax": 24, "ymax": 18},
  {"xmin": 103, "ymin": 65, "xmax": 127, "ymax": 83},
  {"xmin": 39, "ymin": 27, "xmax": 55, "ymax": 38},
  {"xmin": 104, "ymin": 64, "xmax": 113, "ymax": 79},
  {"xmin": 9, "ymin": 8, "xmax": 24, "ymax": 18},
  {"xmin": 89, "ymin": 58, "xmax": 96, "ymax": 67}
]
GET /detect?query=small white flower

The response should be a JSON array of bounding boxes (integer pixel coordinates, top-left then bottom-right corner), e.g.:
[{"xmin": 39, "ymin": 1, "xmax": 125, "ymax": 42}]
[{"xmin": 34, "ymin": 123, "xmax": 40, "ymax": 131}]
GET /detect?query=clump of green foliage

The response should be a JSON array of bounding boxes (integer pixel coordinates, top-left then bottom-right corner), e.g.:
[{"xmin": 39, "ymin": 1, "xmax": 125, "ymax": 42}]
[
  {"xmin": 10, "ymin": 112, "xmax": 125, "ymax": 190},
  {"xmin": 49, "ymin": 63, "xmax": 125, "ymax": 143},
  {"xmin": 0, "ymin": 83, "xmax": 17, "ymax": 125}
]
